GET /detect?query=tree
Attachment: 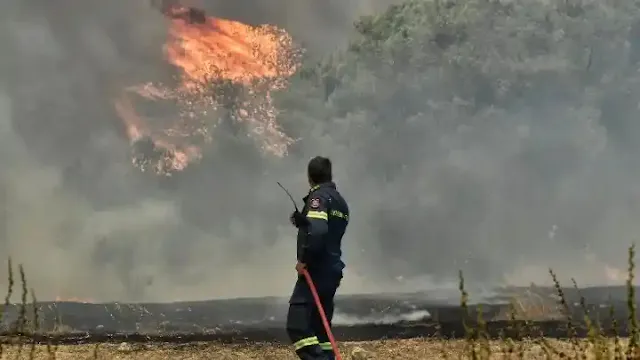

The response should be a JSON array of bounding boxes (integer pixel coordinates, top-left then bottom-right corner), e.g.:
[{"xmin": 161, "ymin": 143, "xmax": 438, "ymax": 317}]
[{"xmin": 272, "ymin": 0, "xmax": 640, "ymax": 284}]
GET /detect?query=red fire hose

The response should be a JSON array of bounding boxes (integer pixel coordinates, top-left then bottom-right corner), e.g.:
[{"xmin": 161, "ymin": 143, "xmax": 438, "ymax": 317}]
[{"xmin": 301, "ymin": 268, "xmax": 343, "ymax": 360}]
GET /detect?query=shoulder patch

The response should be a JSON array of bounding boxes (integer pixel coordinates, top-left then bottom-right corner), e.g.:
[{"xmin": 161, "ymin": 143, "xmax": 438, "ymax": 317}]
[{"xmin": 309, "ymin": 198, "xmax": 321, "ymax": 209}]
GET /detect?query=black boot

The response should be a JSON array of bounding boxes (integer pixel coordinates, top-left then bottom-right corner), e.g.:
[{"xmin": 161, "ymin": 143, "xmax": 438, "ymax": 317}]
[{"xmin": 296, "ymin": 345, "xmax": 329, "ymax": 360}]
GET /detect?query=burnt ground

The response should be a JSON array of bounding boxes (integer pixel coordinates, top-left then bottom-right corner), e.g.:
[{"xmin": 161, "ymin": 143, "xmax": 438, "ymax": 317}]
[{"xmin": 0, "ymin": 285, "xmax": 636, "ymax": 345}]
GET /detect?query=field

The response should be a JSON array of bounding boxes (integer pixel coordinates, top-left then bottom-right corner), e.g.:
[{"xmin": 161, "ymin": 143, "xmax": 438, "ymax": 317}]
[
  {"xmin": 1, "ymin": 247, "xmax": 640, "ymax": 359},
  {"xmin": 0, "ymin": 338, "xmax": 625, "ymax": 360}
]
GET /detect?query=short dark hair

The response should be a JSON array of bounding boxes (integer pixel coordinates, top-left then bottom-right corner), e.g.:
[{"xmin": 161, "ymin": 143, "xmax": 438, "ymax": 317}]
[{"xmin": 307, "ymin": 156, "xmax": 332, "ymax": 184}]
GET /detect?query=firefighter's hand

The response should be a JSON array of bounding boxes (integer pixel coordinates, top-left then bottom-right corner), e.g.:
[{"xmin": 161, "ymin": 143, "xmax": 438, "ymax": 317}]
[
  {"xmin": 295, "ymin": 261, "xmax": 306, "ymax": 274},
  {"xmin": 290, "ymin": 211, "xmax": 308, "ymax": 228}
]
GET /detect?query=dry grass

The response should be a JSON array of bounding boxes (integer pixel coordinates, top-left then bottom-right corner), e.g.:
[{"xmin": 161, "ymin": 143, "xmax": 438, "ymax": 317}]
[{"xmin": 0, "ymin": 338, "xmax": 626, "ymax": 359}]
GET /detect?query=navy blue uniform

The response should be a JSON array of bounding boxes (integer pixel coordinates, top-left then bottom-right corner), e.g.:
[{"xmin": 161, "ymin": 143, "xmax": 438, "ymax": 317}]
[{"xmin": 286, "ymin": 182, "xmax": 349, "ymax": 360}]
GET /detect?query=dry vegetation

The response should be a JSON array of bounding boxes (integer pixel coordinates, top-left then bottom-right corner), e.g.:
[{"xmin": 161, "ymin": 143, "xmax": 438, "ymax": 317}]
[
  {"xmin": 0, "ymin": 339, "xmax": 627, "ymax": 360},
  {"xmin": 0, "ymin": 245, "xmax": 638, "ymax": 359}
]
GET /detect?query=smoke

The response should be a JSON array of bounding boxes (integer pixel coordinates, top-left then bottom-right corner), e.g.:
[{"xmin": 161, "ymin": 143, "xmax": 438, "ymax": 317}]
[
  {"xmin": 0, "ymin": 0, "xmax": 402, "ymax": 302},
  {"xmin": 0, "ymin": 0, "xmax": 637, "ymax": 306},
  {"xmin": 291, "ymin": 0, "xmax": 640, "ymax": 292},
  {"xmin": 332, "ymin": 310, "xmax": 430, "ymax": 325},
  {"xmin": 199, "ymin": 0, "xmax": 402, "ymax": 54}
]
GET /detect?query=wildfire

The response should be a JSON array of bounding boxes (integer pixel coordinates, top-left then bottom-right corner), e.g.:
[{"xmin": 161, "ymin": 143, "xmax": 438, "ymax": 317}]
[{"xmin": 115, "ymin": 4, "xmax": 301, "ymax": 175}]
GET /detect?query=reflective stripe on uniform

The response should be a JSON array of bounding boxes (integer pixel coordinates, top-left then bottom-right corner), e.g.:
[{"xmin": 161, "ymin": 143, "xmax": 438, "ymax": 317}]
[
  {"xmin": 293, "ymin": 336, "xmax": 320, "ymax": 350},
  {"xmin": 319, "ymin": 342, "xmax": 332, "ymax": 351},
  {"xmin": 329, "ymin": 209, "xmax": 348, "ymax": 221},
  {"xmin": 307, "ymin": 211, "xmax": 328, "ymax": 220}
]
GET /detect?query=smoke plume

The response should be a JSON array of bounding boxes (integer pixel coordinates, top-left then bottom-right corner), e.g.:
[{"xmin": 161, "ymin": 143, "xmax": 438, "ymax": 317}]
[
  {"xmin": 0, "ymin": 0, "xmax": 637, "ymax": 305},
  {"xmin": 0, "ymin": 0, "xmax": 401, "ymax": 302}
]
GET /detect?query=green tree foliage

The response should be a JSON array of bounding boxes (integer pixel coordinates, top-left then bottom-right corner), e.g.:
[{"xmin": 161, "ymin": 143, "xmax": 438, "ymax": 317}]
[{"xmin": 274, "ymin": 0, "xmax": 640, "ymax": 281}]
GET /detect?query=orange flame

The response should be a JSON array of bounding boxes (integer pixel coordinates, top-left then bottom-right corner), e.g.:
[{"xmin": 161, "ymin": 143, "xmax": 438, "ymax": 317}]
[
  {"xmin": 114, "ymin": 6, "xmax": 300, "ymax": 175},
  {"xmin": 166, "ymin": 16, "xmax": 293, "ymax": 88}
]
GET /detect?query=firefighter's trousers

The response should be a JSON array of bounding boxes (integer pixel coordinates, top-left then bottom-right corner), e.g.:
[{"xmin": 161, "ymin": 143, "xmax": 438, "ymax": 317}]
[{"xmin": 286, "ymin": 272, "xmax": 341, "ymax": 360}]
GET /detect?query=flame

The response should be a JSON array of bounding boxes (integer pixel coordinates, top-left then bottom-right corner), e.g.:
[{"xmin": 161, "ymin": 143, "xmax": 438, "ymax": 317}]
[{"xmin": 114, "ymin": 5, "xmax": 301, "ymax": 175}]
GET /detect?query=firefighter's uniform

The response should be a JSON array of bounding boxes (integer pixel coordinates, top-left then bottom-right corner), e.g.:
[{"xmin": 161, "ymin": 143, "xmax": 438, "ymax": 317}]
[{"xmin": 287, "ymin": 182, "xmax": 349, "ymax": 360}]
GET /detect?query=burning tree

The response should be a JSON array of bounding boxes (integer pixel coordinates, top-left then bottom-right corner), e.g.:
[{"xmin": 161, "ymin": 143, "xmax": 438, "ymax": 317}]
[{"xmin": 115, "ymin": 3, "xmax": 302, "ymax": 176}]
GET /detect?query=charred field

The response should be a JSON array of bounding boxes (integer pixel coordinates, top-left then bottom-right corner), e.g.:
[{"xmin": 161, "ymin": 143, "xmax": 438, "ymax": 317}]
[
  {"xmin": 4, "ymin": 250, "xmax": 640, "ymax": 359},
  {"xmin": 2, "ymin": 246, "xmax": 640, "ymax": 359},
  {"xmin": 0, "ymin": 284, "xmax": 639, "ymax": 343},
  {"xmin": 2, "ymin": 276, "xmax": 640, "ymax": 359}
]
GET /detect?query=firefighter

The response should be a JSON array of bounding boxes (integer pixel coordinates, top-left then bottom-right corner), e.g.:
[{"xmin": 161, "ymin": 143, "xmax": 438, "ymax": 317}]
[{"xmin": 287, "ymin": 156, "xmax": 349, "ymax": 360}]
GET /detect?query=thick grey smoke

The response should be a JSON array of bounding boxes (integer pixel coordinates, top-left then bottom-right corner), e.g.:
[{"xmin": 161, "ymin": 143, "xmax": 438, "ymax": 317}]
[
  {"xmin": 291, "ymin": 0, "xmax": 640, "ymax": 292},
  {"xmin": 0, "ymin": 0, "xmax": 636, "ymax": 305},
  {"xmin": 0, "ymin": 0, "xmax": 401, "ymax": 302},
  {"xmin": 200, "ymin": 0, "xmax": 401, "ymax": 53}
]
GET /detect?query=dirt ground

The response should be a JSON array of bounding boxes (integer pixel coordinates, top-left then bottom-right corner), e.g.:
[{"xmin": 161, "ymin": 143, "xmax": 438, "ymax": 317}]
[{"xmin": 0, "ymin": 338, "xmax": 608, "ymax": 359}]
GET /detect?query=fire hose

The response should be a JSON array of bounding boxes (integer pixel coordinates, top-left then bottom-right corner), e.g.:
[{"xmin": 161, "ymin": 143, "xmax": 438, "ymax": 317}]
[
  {"xmin": 278, "ymin": 182, "xmax": 343, "ymax": 360},
  {"xmin": 301, "ymin": 268, "xmax": 343, "ymax": 360}
]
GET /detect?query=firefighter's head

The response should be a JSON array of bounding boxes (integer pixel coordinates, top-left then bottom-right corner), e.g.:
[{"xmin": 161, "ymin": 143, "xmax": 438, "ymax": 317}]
[{"xmin": 307, "ymin": 156, "xmax": 332, "ymax": 186}]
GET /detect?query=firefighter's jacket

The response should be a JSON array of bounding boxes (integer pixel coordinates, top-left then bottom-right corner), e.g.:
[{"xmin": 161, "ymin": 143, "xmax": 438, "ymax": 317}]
[{"xmin": 296, "ymin": 182, "xmax": 349, "ymax": 275}]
